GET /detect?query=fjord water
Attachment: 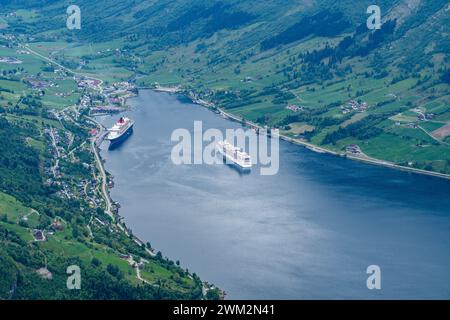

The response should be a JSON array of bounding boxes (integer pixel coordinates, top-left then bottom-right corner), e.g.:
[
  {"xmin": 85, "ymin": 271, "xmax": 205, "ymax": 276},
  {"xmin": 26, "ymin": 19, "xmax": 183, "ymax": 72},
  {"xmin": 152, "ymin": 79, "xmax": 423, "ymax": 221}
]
[{"xmin": 98, "ymin": 90, "xmax": 450, "ymax": 299}]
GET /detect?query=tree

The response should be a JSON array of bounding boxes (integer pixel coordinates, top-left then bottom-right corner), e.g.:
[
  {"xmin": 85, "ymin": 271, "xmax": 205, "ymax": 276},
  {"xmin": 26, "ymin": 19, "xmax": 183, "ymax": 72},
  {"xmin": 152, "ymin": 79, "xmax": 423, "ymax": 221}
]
[
  {"xmin": 206, "ymin": 288, "xmax": 221, "ymax": 300},
  {"xmin": 91, "ymin": 257, "xmax": 101, "ymax": 267}
]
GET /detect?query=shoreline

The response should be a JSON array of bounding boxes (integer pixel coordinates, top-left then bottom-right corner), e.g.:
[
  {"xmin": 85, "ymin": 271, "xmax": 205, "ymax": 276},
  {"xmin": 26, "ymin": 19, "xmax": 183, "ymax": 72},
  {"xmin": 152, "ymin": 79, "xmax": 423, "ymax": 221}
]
[
  {"xmin": 91, "ymin": 86, "xmax": 448, "ymax": 300},
  {"xmin": 152, "ymin": 85, "xmax": 450, "ymax": 181},
  {"xmin": 218, "ymin": 106, "xmax": 450, "ymax": 180},
  {"xmin": 16, "ymin": 44, "xmax": 218, "ymax": 297},
  {"xmin": 90, "ymin": 100, "xmax": 222, "ymax": 299}
]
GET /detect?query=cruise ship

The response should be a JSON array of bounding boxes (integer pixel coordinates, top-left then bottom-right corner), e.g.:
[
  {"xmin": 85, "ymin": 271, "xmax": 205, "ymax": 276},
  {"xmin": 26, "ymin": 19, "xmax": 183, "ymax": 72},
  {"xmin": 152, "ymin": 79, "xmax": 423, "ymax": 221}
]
[
  {"xmin": 107, "ymin": 117, "xmax": 134, "ymax": 146},
  {"xmin": 216, "ymin": 140, "xmax": 252, "ymax": 169}
]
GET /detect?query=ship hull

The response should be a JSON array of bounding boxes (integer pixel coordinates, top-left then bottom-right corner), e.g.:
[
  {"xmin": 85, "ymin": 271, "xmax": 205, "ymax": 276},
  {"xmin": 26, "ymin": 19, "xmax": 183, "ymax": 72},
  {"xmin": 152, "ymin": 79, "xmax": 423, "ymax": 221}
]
[{"xmin": 108, "ymin": 124, "xmax": 134, "ymax": 148}]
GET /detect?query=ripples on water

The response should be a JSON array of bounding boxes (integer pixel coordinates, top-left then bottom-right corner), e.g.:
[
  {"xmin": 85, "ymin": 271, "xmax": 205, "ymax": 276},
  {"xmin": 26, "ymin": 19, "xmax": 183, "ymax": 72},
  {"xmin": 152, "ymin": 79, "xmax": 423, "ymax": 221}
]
[{"xmin": 98, "ymin": 90, "xmax": 450, "ymax": 299}]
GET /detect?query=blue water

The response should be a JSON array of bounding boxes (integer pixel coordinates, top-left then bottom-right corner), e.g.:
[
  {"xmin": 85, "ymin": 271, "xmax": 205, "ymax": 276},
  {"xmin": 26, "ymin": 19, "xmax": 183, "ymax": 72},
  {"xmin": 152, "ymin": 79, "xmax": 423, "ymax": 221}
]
[{"xmin": 98, "ymin": 90, "xmax": 450, "ymax": 299}]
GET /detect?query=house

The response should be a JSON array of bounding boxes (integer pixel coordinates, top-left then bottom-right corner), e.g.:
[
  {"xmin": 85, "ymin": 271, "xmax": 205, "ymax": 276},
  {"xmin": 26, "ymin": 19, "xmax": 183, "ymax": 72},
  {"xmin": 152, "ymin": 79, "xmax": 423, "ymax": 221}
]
[
  {"xmin": 0, "ymin": 56, "xmax": 22, "ymax": 64},
  {"xmin": 33, "ymin": 229, "xmax": 45, "ymax": 241},
  {"xmin": 36, "ymin": 268, "xmax": 53, "ymax": 280},
  {"xmin": 286, "ymin": 104, "xmax": 304, "ymax": 112},
  {"xmin": 51, "ymin": 220, "xmax": 64, "ymax": 231},
  {"xmin": 345, "ymin": 144, "xmax": 362, "ymax": 154},
  {"xmin": 108, "ymin": 97, "xmax": 121, "ymax": 104}
]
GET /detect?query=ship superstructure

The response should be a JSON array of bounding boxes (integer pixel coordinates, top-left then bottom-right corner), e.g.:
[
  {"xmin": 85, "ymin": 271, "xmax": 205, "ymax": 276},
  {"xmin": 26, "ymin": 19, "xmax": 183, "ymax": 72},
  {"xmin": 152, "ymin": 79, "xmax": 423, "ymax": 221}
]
[
  {"xmin": 107, "ymin": 117, "xmax": 134, "ymax": 145},
  {"xmin": 216, "ymin": 140, "xmax": 252, "ymax": 169}
]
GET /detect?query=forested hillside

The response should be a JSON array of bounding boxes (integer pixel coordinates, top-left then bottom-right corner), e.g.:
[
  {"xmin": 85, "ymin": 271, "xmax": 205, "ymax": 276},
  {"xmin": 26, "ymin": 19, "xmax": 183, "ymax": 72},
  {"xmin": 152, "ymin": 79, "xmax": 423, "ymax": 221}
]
[{"xmin": 0, "ymin": 113, "xmax": 205, "ymax": 299}]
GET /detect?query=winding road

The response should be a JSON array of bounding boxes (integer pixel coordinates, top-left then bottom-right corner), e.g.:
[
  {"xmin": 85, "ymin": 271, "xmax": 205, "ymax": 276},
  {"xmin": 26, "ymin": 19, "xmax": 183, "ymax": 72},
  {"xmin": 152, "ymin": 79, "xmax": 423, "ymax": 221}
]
[{"xmin": 87, "ymin": 116, "xmax": 114, "ymax": 221}]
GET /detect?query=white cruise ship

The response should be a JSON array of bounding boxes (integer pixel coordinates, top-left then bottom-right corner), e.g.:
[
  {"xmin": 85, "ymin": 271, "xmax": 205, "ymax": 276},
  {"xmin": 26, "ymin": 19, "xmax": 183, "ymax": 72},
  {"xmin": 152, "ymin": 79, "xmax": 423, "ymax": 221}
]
[
  {"xmin": 216, "ymin": 140, "xmax": 252, "ymax": 169},
  {"xmin": 107, "ymin": 117, "xmax": 134, "ymax": 146}
]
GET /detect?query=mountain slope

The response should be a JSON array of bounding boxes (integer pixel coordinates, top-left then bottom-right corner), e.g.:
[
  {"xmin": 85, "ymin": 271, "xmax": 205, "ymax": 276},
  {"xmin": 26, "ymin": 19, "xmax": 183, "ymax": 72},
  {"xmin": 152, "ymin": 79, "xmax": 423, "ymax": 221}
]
[
  {"xmin": 0, "ymin": 0, "xmax": 448, "ymax": 300},
  {"xmin": 2, "ymin": 1, "xmax": 449, "ymax": 165}
]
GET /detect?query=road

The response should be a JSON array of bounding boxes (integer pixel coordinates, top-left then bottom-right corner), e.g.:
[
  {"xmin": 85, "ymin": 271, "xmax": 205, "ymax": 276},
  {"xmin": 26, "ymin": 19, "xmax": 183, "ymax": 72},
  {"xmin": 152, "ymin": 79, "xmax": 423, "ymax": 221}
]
[
  {"xmin": 125, "ymin": 256, "xmax": 156, "ymax": 286},
  {"xmin": 48, "ymin": 127, "xmax": 60, "ymax": 177},
  {"xmin": 19, "ymin": 44, "xmax": 104, "ymax": 88},
  {"xmin": 91, "ymin": 137, "xmax": 114, "ymax": 220},
  {"xmin": 16, "ymin": 41, "xmax": 210, "ymax": 293},
  {"xmin": 213, "ymin": 104, "xmax": 450, "ymax": 180},
  {"xmin": 418, "ymin": 125, "xmax": 450, "ymax": 147},
  {"xmin": 88, "ymin": 116, "xmax": 114, "ymax": 221},
  {"xmin": 217, "ymin": 107, "xmax": 339, "ymax": 155}
]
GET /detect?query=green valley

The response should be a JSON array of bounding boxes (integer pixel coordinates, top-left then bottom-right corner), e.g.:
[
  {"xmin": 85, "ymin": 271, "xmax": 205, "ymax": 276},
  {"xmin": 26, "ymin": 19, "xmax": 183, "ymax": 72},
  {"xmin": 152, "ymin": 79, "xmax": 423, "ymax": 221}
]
[
  {"xmin": 0, "ymin": 0, "xmax": 449, "ymax": 300},
  {"xmin": 3, "ymin": 0, "xmax": 447, "ymax": 174}
]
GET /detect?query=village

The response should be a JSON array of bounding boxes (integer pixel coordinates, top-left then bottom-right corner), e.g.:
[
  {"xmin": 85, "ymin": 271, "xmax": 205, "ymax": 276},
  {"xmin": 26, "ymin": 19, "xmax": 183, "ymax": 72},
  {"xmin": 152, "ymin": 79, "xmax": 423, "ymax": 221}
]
[
  {"xmin": 340, "ymin": 100, "xmax": 370, "ymax": 114},
  {"xmin": 1, "ymin": 42, "xmax": 207, "ymax": 289},
  {"xmin": 24, "ymin": 70, "xmax": 138, "ymax": 244}
]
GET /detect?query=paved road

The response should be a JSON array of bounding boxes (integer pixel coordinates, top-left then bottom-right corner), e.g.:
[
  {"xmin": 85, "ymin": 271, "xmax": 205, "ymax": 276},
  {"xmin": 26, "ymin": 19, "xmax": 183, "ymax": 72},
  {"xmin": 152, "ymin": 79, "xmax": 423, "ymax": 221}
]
[
  {"xmin": 88, "ymin": 117, "xmax": 114, "ymax": 221},
  {"xmin": 19, "ymin": 44, "xmax": 104, "ymax": 88}
]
